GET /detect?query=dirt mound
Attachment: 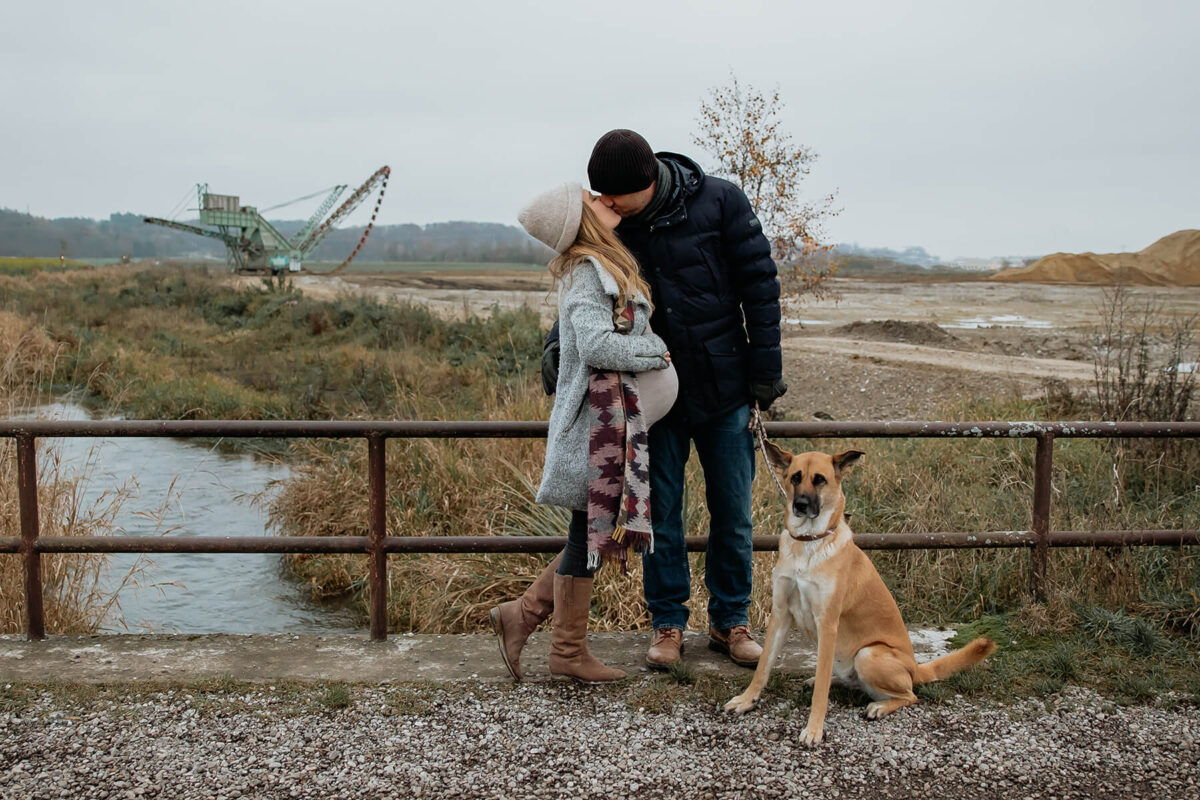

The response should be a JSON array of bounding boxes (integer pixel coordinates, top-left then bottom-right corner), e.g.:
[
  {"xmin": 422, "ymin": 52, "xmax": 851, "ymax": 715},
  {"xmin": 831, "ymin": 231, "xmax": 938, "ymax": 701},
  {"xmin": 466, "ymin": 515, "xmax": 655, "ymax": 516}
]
[
  {"xmin": 993, "ymin": 229, "xmax": 1200, "ymax": 286},
  {"xmin": 831, "ymin": 319, "xmax": 958, "ymax": 346}
]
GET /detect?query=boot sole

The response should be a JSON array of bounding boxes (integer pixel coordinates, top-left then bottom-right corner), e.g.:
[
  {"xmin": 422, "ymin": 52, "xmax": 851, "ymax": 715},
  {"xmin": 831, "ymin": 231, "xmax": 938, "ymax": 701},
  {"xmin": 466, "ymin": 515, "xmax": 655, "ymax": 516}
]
[
  {"xmin": 550, "ymin": 672, "xmax": 627, "ymax": 684},
  {"xmin": 489, "ymin": 607, "xmax": 521, "ymax": 682},
  {"xmin": 707, "ymin": 637, "xmax": 760, "ymax": 669}
]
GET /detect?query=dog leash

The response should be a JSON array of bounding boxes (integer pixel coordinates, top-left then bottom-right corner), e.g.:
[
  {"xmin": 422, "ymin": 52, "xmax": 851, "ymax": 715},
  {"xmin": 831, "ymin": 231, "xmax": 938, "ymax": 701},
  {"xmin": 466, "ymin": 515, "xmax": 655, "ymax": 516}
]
[
  {"xmin": 749, "ymin": 400, "xmax": 837, "ymax": 542},
  {"xmin": 749, "ymin": 400, "xmax": 789, "ymax": 501}
]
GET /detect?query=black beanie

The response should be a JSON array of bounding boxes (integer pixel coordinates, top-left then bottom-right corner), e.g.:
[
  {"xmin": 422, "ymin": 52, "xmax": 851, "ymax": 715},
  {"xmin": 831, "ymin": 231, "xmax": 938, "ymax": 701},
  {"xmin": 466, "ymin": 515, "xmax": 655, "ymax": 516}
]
[{"xmin": 588, "ymin": 129, "xmax": 658, "ymax": 195}]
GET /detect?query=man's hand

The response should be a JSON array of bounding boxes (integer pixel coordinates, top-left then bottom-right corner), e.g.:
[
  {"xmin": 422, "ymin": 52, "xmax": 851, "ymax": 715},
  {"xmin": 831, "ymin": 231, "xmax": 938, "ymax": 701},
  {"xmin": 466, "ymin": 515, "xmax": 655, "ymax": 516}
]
[{"xmin": 751, "ymin": 378, "xmax": 788, "ymax": 411}]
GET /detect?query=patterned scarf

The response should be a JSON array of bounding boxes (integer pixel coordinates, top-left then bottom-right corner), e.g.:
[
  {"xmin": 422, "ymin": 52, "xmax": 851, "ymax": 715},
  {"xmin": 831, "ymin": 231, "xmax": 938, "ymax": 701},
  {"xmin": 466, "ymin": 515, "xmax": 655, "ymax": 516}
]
[{"xmin": 585, "ymin": 300, "xmax": 653, "ymax": 572}]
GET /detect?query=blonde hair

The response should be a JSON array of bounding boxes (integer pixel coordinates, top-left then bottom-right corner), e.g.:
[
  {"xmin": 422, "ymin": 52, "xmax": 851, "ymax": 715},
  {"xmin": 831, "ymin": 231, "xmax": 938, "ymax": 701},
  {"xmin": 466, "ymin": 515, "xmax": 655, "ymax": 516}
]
[{"xmin": 550, "ymin": 202, "xmax": 652, "ymax": 308}]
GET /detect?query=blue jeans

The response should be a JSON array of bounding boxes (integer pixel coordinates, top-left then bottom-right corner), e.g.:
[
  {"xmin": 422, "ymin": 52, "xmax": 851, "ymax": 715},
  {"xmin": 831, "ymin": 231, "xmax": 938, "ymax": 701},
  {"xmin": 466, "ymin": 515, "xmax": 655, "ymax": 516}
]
[{"xmin": 642, "ymin": 404, "xmax": 755, "ymax": 631}]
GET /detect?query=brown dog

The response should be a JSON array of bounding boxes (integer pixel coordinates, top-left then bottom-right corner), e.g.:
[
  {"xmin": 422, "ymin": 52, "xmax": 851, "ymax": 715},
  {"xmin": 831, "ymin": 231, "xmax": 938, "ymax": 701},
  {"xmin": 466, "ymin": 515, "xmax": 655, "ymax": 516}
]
[{"xmin": 724, "ymin": 445, "xmax": 996, "ymax": 745}]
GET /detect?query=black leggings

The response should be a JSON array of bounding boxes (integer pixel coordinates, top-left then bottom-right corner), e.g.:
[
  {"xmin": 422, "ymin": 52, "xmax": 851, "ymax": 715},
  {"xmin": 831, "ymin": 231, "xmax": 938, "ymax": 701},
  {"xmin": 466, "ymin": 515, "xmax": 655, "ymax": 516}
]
[{"xmin": 556, "ymin": 509, "xmax": 596, "ymax": 578}]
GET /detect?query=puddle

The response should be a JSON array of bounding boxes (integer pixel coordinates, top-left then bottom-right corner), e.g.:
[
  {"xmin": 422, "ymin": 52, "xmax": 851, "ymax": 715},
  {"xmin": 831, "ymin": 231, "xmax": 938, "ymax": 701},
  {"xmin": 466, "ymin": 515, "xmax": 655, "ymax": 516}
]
[{"xmin": 944, "ymin": 314, "xmax": 1054, "ymax": 329}]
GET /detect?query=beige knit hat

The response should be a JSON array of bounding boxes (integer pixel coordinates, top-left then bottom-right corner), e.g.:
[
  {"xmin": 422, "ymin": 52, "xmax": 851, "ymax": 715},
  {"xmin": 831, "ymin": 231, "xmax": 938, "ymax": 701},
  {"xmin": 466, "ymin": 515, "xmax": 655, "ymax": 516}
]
[{"xmin": 518, "ymin": 182, "xmax": 583, "ymax": 254}]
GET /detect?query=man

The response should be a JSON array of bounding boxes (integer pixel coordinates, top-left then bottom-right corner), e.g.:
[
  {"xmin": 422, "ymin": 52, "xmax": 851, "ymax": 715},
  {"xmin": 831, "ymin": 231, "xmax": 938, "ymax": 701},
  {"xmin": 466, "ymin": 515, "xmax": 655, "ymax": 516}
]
[{"xmin": 546, "ymin": 129, "xmax": 787, "ymax": 669}]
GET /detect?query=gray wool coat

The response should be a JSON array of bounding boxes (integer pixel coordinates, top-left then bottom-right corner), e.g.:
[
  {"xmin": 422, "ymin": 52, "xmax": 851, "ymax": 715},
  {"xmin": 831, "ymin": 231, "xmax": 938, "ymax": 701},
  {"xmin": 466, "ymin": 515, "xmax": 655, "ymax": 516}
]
[{"xmin": 536, "ymin": 257, "xmax": 669, "ymax": 510}]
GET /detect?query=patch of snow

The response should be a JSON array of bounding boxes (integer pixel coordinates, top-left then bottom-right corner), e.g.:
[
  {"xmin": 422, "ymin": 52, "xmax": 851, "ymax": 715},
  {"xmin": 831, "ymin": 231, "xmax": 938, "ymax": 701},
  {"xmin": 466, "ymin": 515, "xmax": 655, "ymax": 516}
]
[{"xmin": 908, "ymin": 628, "xmax": 956, "ymax": 656}]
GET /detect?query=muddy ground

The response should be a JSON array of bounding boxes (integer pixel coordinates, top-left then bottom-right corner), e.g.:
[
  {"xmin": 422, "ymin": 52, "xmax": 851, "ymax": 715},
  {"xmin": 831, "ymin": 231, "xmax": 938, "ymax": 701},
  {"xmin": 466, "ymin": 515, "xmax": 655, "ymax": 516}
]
[{"xmin": 275, "ymin": 271, "xmax": 1200, "ymax": 421}]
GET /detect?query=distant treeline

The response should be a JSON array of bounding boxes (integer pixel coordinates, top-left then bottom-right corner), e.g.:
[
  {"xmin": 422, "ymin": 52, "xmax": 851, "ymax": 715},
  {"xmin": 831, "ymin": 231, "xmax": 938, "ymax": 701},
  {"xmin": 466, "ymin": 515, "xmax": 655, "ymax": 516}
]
[
  {"xmin": 0, "ymin": 209, "xmax": 554, "ymax": 264},
  {"xmin": 833, "ymin": 243, "xmax": 942, "ymax": 267},
  {"xmin": 805, "ymin": 246, "xmax": 984, "ymax": 278}
]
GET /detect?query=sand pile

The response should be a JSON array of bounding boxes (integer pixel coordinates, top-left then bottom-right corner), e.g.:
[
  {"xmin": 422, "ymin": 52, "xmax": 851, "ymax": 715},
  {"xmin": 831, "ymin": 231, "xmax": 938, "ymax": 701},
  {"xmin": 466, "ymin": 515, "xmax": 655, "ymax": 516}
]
[{"xmin": 992, "ymin": 229, "xmax": 1200, "ymax": 286}]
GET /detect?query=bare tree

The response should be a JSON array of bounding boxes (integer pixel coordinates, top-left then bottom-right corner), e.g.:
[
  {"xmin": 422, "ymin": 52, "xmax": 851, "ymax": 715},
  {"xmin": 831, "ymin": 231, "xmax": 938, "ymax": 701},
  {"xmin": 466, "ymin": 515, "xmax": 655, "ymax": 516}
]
[{"xmin": 693, "ymin": 75, "xmax": 840, "ymax": 298}]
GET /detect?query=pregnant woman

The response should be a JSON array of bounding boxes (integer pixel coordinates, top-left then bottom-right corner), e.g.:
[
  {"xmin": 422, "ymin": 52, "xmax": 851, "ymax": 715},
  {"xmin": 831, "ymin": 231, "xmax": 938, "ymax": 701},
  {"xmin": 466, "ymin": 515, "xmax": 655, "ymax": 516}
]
[{"xmin": 491, "ymin": 182, "xmax": 677, "ymax": 683}]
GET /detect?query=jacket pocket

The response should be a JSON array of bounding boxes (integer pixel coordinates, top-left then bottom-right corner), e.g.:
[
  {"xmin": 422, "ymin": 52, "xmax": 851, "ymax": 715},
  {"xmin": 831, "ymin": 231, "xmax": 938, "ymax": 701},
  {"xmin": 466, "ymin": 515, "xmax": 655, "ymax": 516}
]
[{"xmin": 703, "ymin": 331, "xmax": 749, "ymax": 406}]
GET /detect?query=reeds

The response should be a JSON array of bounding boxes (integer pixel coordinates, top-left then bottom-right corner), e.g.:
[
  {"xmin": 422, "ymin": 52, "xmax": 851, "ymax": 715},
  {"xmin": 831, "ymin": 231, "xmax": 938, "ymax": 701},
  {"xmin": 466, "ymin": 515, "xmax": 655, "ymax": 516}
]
[{"xmin": 0, "ymin": 312, "xmax": 127, "ymax": 634}]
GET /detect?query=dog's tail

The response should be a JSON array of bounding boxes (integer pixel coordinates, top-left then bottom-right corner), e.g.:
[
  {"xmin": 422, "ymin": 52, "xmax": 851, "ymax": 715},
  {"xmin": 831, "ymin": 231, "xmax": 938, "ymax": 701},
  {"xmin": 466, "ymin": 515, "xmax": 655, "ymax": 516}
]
[{"xmin": 913, "ymin": 637, "xmax": 996, "ymax": 684}]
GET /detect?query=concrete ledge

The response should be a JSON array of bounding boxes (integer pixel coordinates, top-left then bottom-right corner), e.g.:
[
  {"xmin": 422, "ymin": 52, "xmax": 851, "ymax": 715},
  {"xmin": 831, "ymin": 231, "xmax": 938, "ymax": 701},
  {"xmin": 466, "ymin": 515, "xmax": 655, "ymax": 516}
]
[{"xmin": 0, "ymin": 628, "xmax": 956, "ymax": 684}]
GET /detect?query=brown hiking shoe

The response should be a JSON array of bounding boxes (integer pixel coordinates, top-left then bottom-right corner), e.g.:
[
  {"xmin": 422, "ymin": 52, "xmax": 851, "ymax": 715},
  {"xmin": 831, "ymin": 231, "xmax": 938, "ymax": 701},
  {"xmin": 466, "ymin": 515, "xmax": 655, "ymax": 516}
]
[
  {"xmin": 708, "ymin": 625, "xmax": 762, "ymax": 668},
  {"xmin": 646, "ymin": 627, "xmax": 684, "ymax": 670}
]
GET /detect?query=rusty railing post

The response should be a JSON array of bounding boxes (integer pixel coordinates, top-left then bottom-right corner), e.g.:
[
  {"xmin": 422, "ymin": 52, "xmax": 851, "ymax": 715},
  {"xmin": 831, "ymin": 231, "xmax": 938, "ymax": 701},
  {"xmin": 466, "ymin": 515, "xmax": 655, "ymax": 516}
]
[
  {"xmin": 367, "ymin": 434, "xmax": 388, "ymax": 641},
  {"xmin": 16, "ymin": 435, "xmax": 46, "ymax": 640},
  {"xmin": 1031, "ymin": 432, "xmax": 1054, "ymax": 600}
]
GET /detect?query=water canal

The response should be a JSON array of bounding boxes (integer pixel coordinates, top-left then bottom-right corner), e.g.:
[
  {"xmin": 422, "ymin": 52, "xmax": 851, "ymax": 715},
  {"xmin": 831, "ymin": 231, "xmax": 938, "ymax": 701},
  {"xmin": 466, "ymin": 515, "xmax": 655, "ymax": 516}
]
[{"xmin": 14, "ymin": 402, "xmax": 357, "ymax": 634}]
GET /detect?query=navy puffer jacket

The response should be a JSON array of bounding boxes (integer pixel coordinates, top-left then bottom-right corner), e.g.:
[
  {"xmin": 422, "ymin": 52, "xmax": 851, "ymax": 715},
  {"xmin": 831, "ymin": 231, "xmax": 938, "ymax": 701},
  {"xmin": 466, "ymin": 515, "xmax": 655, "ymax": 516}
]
[{"xmin": 619, "ymin": 153, "xmax": 782, "ymax": 425}]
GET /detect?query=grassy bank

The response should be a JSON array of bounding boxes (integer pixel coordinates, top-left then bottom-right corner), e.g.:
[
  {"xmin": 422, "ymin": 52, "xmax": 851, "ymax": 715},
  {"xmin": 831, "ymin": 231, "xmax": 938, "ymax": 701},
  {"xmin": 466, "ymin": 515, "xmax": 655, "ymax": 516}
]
[
  {"xmin": 1, "ymin": 266, "xmax": 1196, "ymax": 677},
  {"xmin": 0, "ymin": 311, "xmax": 126, "ymax": 634},
  {"xmin": 0, "ymin": 265, "xmax": 546, "ymax": 423},
  {"xmin": 0, "ymin": 257, "xmax": 93, "ymax": 276}
]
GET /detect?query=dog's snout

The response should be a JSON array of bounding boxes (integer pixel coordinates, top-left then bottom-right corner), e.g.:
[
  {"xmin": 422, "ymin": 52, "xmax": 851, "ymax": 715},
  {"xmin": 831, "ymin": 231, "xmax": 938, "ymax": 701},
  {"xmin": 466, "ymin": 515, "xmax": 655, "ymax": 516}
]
[{"xmin": 793, "ymin": 493, "xmax": 819, "ymax": 518}]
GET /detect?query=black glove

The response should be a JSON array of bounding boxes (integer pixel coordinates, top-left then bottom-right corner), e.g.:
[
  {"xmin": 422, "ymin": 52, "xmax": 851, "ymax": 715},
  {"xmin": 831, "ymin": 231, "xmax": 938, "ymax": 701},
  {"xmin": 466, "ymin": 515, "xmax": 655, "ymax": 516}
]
[
  {"xmin": 541, "ymin": 321, "xmax": 561, "ymax": 396},
  {"xmin": 751, "ymin": 378, "xmax": 788, "ymax": 411}
]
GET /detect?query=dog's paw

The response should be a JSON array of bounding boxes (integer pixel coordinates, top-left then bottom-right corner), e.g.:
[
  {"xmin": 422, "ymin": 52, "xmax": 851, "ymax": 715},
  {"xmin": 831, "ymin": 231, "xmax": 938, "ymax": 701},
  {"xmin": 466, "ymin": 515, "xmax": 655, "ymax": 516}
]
[
  {"xmin": 799, "ymin": 725, "xmax": 825, "ymax": 746},
  {"xmin": 723, "ymin": 693, "xmax": 758, "ymax": 714},
  {"xmin": 865, "ymin": 701, "xmax": 891, "ymax": 720}
]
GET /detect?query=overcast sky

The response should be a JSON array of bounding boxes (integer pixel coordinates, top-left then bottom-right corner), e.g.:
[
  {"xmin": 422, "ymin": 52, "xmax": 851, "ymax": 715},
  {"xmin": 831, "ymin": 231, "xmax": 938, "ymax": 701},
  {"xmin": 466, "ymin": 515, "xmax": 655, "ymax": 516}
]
[{"xmin": 2, "ymin": 0, "xmax": 1197, "ymax": 259}]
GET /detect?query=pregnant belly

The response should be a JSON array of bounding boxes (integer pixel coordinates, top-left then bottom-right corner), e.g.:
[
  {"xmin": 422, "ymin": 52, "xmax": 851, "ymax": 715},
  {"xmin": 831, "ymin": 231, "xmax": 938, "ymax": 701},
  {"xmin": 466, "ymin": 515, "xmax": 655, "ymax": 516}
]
[{"xmin": 637, "ymin": 363, "xmax": 679, "ymax": 427}]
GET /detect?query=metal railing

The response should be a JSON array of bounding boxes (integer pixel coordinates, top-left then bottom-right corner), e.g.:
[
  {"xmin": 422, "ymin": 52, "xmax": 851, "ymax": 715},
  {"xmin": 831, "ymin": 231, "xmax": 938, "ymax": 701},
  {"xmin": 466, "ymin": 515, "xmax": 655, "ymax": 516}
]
[{"xmin": 4, "ymin": 419, "xmax": 1199, "ymax": 642}]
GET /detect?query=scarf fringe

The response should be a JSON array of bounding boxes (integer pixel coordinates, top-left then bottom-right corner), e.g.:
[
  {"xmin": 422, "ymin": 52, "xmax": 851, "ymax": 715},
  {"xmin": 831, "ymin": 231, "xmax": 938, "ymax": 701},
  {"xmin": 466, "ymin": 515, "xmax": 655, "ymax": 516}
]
[{"xmin": 586, "ymin": 518, "xmax": 656, "ymax": 573}]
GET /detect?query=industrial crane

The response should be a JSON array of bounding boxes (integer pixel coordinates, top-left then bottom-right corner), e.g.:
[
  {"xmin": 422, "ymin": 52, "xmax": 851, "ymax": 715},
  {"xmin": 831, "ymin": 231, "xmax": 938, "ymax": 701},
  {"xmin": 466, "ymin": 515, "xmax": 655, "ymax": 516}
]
[{"xmin": 144, "ymin": 166, "xmax": 389, "ymax": 273}]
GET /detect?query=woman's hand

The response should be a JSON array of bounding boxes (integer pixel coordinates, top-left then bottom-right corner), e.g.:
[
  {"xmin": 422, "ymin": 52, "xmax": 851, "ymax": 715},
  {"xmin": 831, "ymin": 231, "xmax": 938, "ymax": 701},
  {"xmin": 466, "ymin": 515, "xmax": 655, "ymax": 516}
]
[{"xmin": 664, "ymin": 351, "xmax": 671, "ymax": 363}]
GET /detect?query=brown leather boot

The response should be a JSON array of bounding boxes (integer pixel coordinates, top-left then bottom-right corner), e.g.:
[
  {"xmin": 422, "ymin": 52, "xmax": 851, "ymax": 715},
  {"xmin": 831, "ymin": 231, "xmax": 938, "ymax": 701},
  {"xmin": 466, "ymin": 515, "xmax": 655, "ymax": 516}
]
[
  {"xmin": 548, "ymin": 574, "xmax": 626, "ymax": 683},
  {"xmin": 646, "ymin": 627, "xmax": 684, "ymax": 670},
  {"xmin": 489, "ymin": 552, "xmax": 562, "ymax": 681},
  {"xmin": 708, "ymin": 625, "xmax": 762, "ymax": 668}
]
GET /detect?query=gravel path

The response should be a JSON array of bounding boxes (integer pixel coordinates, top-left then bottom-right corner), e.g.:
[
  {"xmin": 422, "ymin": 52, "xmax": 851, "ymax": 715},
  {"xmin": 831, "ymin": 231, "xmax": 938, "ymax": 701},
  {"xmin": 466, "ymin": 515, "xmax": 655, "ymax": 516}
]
[{"xmin": 1, "ymin": 681, "xmax": 1196, "ymax": 799}]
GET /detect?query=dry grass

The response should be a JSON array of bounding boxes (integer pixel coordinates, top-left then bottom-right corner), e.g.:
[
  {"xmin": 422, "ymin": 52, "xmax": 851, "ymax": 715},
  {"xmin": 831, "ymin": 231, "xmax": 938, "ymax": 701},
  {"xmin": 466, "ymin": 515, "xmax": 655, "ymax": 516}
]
[
  {"xmin": 0, "ymin": 312, "xmax": 59, "ymax": 394},
  {"xmin": 0, "ymin": 312, "xmax": 129, "ymax": 634},
  {"xmin": 272, "ymin": 389, "xmax": 1198, "ymax": 635}
]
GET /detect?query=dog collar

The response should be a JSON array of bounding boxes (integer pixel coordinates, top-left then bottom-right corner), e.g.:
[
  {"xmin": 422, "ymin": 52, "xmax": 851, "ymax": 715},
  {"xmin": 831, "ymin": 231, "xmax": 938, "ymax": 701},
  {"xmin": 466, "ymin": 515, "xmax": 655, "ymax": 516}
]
[{"xmin": 787, "ymin": 527, "xmax": 836, "ymax": 542}]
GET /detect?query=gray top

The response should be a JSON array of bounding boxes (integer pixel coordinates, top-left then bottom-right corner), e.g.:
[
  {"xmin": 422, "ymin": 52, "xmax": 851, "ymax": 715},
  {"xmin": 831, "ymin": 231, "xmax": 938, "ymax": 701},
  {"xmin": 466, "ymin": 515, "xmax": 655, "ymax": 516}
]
[{"xmin": 536, "ymin": 257, "xmax": 669, "ymax": 510}]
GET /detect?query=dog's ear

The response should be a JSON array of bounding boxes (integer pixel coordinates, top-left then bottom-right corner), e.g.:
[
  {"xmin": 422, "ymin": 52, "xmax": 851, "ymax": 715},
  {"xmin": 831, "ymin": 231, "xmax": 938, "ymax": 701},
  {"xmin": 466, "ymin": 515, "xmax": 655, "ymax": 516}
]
[
  {"xmin": 762, "ymin": 440, "xmax": 794, "ymax": 476},
  {"xmin": 832, "ymin": 449, "xmax": 865, "ymax": 476}
]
